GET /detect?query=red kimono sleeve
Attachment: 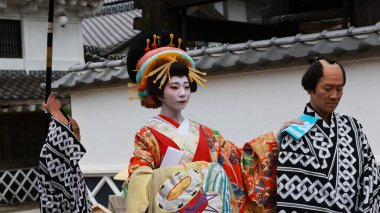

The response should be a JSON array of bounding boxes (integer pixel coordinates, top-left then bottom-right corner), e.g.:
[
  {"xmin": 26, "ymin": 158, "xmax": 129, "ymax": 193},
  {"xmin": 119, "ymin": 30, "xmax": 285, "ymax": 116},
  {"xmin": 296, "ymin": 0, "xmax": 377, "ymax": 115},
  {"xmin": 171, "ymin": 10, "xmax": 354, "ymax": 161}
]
[
  {"xmin": 202, "ymin": 126, "xmax": 278, "ymax": 212},
  {"xmin": 122, "ymin": 127, "xmax": 161, "ymax": 195}
]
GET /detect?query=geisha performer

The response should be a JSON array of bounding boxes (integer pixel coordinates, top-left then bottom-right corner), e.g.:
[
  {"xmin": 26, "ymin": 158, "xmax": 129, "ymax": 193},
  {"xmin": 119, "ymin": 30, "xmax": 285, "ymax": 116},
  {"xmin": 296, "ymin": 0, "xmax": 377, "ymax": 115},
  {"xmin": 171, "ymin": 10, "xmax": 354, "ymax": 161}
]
[{"xmin": 119, "ymin": 33, "xmax": 293, "ymax": 213}]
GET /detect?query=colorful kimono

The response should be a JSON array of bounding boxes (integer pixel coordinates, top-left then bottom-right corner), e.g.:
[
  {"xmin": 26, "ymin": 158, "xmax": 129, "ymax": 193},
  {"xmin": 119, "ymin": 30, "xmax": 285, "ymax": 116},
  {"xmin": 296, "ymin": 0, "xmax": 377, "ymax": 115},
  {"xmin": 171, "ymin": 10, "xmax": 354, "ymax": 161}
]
[
  {"xmin": 38, "ymin": 118, "xmax": 91, "ymax": 213},
  {"xmin": 123, "ymin": 115, "xmax": 278, "ymax": 212},
  {"xmin": 277, "ymin": 104, "xmax": 380, "ymax": 212}
]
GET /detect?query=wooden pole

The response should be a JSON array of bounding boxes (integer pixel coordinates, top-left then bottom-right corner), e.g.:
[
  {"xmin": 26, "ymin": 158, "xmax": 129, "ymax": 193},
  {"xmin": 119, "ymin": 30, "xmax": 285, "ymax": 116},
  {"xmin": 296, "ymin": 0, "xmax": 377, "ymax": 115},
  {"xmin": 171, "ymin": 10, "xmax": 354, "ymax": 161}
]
[
  {"xmin": 45, "ymin": 0, "xmax": 54, "ymax": 102},
  {"xmin": 44, "ymin": 0, "xmax": 70, "ymax": 126}
]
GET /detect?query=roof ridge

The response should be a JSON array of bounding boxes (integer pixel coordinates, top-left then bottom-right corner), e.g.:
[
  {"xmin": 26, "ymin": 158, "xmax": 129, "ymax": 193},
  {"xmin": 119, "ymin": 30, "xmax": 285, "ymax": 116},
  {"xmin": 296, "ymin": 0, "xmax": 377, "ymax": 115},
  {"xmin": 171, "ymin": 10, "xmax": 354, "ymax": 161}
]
[
  {"xmin": 98, "ymin": 1, "xmax": 135, "ymax": 16},
  {"xmin": 0, "ymin": 70, "xmax": 27, "ymax": 75},
  {"xmin": 0, "ymin": 70, "xmax": 68, "ymax": 76},
  {"xmin": 187, "ymin": 21, "xmax": 380, "ymax": 56},
  {"xmin": 71, "ymin": 22, "xmax": 380, "ymax": 73}
]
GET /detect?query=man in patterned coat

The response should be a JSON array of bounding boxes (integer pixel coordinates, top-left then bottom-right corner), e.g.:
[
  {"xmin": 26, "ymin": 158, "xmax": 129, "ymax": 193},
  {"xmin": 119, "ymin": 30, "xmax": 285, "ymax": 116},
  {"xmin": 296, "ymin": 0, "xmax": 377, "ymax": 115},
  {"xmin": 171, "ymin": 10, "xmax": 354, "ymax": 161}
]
[
  {"xmin": 38, "ymin": 92, "xmax": 91, "ymax": 212},
  {"xmin": 277, "ymin": 57, "xmax": 380, "ymax": 212}
]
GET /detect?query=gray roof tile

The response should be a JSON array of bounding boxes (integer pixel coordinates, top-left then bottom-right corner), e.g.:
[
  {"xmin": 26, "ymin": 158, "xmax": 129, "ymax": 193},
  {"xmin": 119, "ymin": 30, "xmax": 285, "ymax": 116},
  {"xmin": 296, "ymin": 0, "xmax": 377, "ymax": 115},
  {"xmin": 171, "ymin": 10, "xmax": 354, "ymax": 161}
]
[
  {"xmin": 52, "ymin": 22, "xmax": 380, "ymax": 91},
  {"xmin": 100, "ymin": 1, "xmax": 135, "ymax": 16},
  {"xmin": 298, "ymin": 33, "xmax": 323, "ymax": 42},
  {"xmin": 52, "ymin": 63, "xmax": 129, "ymax": 90},
  {"xmin": 0, "ymin": 70, "xmax": 69, "ymax": 101},
  {"xmin": 82, "ymin": 9, "xmax": 141, "ymax": 55}
]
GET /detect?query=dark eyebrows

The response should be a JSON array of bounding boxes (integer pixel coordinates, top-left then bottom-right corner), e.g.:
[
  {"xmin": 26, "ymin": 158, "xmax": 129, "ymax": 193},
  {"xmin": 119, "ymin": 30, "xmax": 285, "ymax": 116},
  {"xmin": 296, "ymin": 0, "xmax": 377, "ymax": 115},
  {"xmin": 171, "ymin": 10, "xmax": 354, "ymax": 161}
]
[{"xmin": 168, "ymin": 82, "xmax": 189, "ymax": 86}]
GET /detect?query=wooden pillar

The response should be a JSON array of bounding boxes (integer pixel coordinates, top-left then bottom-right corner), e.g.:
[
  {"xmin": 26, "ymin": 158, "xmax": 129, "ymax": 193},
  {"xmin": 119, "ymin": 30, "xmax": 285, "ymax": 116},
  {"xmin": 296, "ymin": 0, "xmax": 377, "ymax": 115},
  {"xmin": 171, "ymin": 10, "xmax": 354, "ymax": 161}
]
[
  {"xmin": 133, "ymin": 0, "xmax": 181, "ymax": 35},
  {"xmin": 351, "ymin": 0, "xmax": 380, "ymax": 27}
]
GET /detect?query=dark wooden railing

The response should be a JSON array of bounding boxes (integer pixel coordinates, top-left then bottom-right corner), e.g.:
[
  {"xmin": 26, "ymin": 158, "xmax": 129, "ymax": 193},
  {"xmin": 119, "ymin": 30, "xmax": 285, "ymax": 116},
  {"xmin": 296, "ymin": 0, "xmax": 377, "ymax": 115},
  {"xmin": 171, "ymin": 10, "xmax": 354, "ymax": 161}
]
[{"xmin": 0, "ymin": 112, "xmax": 46, "ymax": 170}]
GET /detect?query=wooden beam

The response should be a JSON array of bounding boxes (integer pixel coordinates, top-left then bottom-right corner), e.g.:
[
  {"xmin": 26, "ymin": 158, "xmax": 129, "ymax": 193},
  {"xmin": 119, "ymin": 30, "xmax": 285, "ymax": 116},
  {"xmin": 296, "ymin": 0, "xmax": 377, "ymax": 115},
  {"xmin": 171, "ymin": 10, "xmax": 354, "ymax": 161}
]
[
  {"xmin": 250, "ymin": 8, "xmax": 344, "ymax": 25},
  {"xmin": 133, "ymin": 17, "xmax": 153, "ymax": 31},
  {"xmin": 185, "ymin": 17, "xmax": 299, "ymax": 43},
  {"xmin": 133, "ymin": 0, "xmax": 171, "ymax": 32},
  {"xmin": 352, "ymin": 0, "xmax": 380, "ymax": 27},
  {"xmin": 165, "ymin": 0, "xmax": 225, "ymax": 8},
  {"xmin": 280, "ymin": 8, "xmax": 343, "ymax": 23},
  {"xmin": 133, "ymin": 0, "xmax": 144, "ymax": 9}
]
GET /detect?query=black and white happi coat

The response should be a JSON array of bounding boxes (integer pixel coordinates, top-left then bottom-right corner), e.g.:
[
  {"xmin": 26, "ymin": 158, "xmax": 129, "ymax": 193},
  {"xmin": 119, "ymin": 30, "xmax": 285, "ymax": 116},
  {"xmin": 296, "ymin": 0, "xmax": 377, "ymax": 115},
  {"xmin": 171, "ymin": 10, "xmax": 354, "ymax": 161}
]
[
  {"xmin": 38, "ymin": 118, "xmax": 91, "ymax": 213},
  {"xmin": 277, "ymin": 104, "xmax": 380, "ymax": 213}
]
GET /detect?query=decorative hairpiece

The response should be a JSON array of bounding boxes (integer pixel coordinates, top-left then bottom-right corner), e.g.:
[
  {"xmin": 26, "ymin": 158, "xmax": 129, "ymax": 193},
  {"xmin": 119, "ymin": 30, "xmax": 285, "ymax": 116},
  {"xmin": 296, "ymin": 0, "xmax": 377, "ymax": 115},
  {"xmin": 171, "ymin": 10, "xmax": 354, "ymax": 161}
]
[{"xmin": 128, "ymin": 33, "xmax": 207, "ymax": 108}]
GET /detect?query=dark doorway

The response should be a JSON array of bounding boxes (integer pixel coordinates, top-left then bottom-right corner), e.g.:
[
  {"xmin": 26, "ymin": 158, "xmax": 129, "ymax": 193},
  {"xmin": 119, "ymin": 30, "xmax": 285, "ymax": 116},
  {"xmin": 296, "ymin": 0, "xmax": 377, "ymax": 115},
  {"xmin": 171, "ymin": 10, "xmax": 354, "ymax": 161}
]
[{"xmin": 0, "ymin": 112, "xmax": 46, "ymax": 170}]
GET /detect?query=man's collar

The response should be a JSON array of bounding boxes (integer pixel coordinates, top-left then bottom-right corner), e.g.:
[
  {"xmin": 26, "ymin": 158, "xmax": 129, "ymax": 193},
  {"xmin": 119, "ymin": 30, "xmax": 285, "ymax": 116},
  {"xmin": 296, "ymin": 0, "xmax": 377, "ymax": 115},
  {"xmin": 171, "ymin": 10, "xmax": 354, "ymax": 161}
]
[{"xmin": 304, "ymin": 103, "xmax": 333, "ymax": 125}]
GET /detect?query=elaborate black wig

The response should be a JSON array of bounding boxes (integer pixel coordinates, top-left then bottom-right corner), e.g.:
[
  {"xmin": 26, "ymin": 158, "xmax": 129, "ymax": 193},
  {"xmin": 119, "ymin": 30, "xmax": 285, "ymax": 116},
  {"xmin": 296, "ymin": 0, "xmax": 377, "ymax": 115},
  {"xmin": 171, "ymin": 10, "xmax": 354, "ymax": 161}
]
[{"xmin": 126, "ymin": 31, "xmax": 197, "ymax": 108}]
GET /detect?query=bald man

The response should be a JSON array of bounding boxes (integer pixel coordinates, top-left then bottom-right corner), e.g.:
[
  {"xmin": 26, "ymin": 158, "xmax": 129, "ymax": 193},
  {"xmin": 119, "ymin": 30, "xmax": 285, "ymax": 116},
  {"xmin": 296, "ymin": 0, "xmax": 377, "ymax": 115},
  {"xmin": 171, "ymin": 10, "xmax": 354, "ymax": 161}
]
[{"xmin": 277, "ymin": 57, "xmax": 380, "ymax": 212}]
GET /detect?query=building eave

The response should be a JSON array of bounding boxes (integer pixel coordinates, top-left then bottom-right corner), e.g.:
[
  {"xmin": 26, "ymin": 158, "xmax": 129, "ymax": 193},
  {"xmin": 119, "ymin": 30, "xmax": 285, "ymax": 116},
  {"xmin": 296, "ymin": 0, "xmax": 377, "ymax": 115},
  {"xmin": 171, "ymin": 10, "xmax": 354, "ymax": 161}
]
[{"xmin": 52, "ymin": 22, "xmax": 380, "ymax": 91}]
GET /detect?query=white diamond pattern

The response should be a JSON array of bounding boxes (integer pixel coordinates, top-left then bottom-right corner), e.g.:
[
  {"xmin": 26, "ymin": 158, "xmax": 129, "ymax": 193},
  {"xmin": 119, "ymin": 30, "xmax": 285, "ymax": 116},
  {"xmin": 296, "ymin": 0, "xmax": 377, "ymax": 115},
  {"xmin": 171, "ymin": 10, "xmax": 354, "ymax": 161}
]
[
  {"xmin": 277, "ymin": 105, "xmax": 380, "ymax": 212},
  {"xmin": 0, "ymin": 168, "xmax": 39, "ymax": 203}
]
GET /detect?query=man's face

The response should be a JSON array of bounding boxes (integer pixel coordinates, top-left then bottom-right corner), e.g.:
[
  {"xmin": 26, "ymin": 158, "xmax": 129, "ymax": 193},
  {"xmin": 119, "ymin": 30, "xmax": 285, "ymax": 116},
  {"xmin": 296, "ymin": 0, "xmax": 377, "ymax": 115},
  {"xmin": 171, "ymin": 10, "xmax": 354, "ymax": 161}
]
[{"xmin": 309, "ymin": 60, "xmax": 344, "ymax": 120}]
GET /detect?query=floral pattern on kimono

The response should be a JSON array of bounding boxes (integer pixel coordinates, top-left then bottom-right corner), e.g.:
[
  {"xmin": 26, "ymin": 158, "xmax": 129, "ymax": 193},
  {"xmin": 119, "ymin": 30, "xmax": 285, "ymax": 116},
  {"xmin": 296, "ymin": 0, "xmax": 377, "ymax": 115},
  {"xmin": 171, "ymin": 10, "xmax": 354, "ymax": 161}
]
[{"xmin": 124, "ymin": 115, "xmax": 278, "ymax": 212}]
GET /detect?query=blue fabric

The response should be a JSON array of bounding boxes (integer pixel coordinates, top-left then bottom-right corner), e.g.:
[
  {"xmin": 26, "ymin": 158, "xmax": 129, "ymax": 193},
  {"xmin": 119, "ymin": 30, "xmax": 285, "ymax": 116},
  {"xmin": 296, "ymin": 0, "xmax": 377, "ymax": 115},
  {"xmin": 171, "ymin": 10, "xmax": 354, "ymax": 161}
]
[{"xmin": 279, "ymin": 114, "xmax": 318, "ymax": 142}]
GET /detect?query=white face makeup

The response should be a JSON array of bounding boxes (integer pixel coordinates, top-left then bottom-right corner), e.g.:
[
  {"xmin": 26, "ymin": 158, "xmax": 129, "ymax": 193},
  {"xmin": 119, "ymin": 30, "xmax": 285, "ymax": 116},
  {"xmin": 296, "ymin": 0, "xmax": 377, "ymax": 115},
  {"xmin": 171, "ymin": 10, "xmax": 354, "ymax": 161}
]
[{"xmin": 161, "ymin": 76, "xmax": 191, "ymax": 114}]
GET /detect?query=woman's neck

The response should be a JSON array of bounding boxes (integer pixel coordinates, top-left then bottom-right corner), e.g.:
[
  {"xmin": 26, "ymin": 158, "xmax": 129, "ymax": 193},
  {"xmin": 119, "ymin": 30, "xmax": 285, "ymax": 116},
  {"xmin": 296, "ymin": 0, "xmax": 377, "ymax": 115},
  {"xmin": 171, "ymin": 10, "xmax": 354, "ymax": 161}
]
[{"xmin": 160, "ymin": 109, "xmax": 184, "ymax": 123}]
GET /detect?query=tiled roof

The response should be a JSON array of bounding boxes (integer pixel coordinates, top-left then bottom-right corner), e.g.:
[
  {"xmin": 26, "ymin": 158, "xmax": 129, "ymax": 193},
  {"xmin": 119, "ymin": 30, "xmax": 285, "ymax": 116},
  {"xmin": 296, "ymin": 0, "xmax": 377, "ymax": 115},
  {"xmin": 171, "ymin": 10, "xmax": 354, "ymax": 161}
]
[
  {"xmin": 191, "ymin": 24, "xmax": 380, "ymax": 71},
  {"xmin": 84, "ymin": 45, "xmax": 126, "ymax": 62},
  {"xmin": 0, "ymin": 70, "xmax": 69, "ymax": 101},
  {"xmin": 53, "ymin": 22, "xmax": 380, "ymax": 91},
  {"xmin": 4, "ymin": 0, "xmax": 102, "ymax": 15},
  {"xmin": 99, "ymin": 0, "xmax": 135, "ymax": 16},
  {"xmin": 104, "ymin": 0, "xmax": 129, "ymax": 4},
  {"xmin": 52, "ymin": 59, "xmax": 129, "ymax": 90},
  {"xmin": 82, "ymin": 9, "xmax": 141, "ymax": 55}
]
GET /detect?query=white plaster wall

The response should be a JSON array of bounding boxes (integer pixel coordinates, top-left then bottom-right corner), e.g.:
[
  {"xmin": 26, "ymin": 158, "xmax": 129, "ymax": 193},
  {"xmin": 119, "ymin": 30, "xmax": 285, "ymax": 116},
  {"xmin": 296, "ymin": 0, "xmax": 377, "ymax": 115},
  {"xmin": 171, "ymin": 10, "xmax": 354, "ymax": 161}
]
[
  {"xmin": 71, "ymin": 87, "xmax": 159, "ymax": 174},
  {"xmin": 0, "ymin": 10, "xmax": 84, "ymax": 71},
  {"xmin": 22, "ymin": 18, "xmax": 84, "ymax": 70},
  {"xmin": 73, "ymin": 56, "xmax": 380, "ymax": 173}
]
